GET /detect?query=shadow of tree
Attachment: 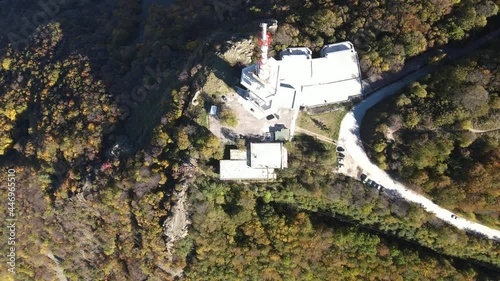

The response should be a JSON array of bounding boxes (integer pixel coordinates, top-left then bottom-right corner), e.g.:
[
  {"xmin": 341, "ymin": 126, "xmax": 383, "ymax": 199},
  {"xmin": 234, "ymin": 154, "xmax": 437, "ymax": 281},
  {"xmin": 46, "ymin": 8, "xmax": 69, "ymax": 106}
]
[
  {"xmin": 293, "ymin": 134, "xmax": 328, "ymax": 155},
  {"xmin": 221, "ymin": 127, "xmax": 238, "ymax": 140},
  {"xmin": 311, "ymin": 117, "xmax": 329, "ymax": 131}
]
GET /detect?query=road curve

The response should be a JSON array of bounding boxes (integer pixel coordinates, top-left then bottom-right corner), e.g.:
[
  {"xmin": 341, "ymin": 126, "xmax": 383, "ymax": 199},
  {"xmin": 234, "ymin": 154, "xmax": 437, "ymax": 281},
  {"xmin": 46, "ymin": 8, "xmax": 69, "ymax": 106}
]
[{"xmin": 337, "ymin": 33, "xmax": 500, "ymax": 240}]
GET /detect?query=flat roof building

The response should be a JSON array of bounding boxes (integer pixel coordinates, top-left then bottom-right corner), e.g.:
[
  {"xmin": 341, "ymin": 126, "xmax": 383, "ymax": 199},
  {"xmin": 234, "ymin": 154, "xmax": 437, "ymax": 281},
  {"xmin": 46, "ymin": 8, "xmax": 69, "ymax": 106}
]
[
  {"xmin": 239, "ymin": 41, "xmax": 362, "ymax": 119},
  {"xmin": 220, "ymin": 143, "xmax": 288, "ymax": 180},
  {"xmin": 250, "ymin": 143, "xmax": 288, "ymax": 169},
  {"xmin": 220, "ymin": 160, "xmax": 276, "ymax": 180},
  {"xmin": 281, "ymin": 47, "xmax": 312, "ymax": 60}
]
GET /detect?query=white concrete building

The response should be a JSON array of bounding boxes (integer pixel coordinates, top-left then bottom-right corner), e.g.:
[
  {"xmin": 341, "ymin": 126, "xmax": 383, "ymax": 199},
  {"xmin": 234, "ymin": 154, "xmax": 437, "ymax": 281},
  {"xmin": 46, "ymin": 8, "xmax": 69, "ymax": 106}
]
[
  {"xmin": 249, "ymin": 143, "xmax": 288, "ymax": 169},
  {"xmin": 220, "ymin": 143, "xmax": 288, "ymax": 180},
  {"xmin": 239, "ymin": 41, "xmax": 363, "ymax": 120}
]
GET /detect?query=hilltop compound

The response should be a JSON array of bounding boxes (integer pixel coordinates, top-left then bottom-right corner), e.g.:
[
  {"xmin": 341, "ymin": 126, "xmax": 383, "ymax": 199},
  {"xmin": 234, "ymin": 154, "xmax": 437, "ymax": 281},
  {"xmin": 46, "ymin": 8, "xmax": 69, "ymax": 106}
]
[
  {"xmin": 237, "ymin": 23, "xmax": 363, "ymax": 121},
  {"xmin": 217, "ymin": 23, "xmax": 363, "ymax": 180}
]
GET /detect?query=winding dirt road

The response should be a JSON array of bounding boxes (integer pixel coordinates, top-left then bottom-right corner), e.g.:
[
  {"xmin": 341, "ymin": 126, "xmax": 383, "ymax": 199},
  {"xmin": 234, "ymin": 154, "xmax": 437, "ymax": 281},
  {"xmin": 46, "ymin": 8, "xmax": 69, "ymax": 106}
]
[{"xmin": 295, "ymin": 127, "xmax": 336, "ymax": 144}]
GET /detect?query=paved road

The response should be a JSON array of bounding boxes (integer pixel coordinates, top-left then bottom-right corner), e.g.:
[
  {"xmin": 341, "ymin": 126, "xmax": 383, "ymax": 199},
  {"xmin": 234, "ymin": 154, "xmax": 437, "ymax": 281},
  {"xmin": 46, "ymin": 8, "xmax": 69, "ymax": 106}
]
[{"xmin": 337, "ymin": 30, "xmax": 500, "ymax": 240}]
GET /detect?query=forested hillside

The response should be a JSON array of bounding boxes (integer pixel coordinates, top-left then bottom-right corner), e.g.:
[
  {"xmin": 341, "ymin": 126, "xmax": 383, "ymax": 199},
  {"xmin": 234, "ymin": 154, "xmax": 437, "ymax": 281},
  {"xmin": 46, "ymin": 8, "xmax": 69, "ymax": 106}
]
[
  {"xmin": 180, "ymin": 179, "xmax": 498, "ymax": 280},
  {"xmin": 363, "ymin": 40, "xmax": 500, "ymax": 228},
  {"xmin": 0, "ymin": 0, "xmax": 499, "ymax": 279},
  {"xmin": 0, "ymin": 22, "xmax": 120, "ymax": 196},
  {"xmin": 260, "ymin": 0, "xmax": 499, "ymax": 76}
]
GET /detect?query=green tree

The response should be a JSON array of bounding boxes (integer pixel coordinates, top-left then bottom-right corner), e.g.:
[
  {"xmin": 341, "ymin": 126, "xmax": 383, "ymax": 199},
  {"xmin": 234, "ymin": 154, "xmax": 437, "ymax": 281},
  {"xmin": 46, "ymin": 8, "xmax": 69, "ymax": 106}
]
[{"xmin": 220, "ymin": 107, "xmax": 238, "ymax": 127}]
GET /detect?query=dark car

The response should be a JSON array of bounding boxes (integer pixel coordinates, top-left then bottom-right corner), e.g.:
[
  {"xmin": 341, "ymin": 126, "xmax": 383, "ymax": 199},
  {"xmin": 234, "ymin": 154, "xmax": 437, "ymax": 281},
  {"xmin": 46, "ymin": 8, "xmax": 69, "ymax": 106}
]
[
  {"xmin": 369, "ymin": 181, "xmax": 380, "ymax": 189},
  {"xmin": 360, "ymin": 174, "xmax": 368, "ymax": 183},
  {"xmin": 337, "ymin": 152, "xmax": 345, "ymax": 158},
  {"xmin": 336, "ymin": 146, "xmax": 345, "ymax": 152},
  {"xmin": 266, "ymin": 114, "xmax": 275, "ymax": 120}
]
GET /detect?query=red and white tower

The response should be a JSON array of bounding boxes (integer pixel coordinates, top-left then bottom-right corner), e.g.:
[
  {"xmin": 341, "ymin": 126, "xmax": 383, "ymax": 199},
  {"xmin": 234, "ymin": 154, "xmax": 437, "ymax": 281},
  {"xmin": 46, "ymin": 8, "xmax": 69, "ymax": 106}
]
[{"xmin": 257, "ymin": 23, "xmax": 272, "ymax": 80}]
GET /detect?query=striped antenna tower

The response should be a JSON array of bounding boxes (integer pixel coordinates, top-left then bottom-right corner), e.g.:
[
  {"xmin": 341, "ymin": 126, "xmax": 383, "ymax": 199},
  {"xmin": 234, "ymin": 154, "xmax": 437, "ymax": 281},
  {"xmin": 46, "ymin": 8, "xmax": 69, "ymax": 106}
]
[{"xmin": 257, "ymin": 22, "xmax": 272, "ymax": 80}]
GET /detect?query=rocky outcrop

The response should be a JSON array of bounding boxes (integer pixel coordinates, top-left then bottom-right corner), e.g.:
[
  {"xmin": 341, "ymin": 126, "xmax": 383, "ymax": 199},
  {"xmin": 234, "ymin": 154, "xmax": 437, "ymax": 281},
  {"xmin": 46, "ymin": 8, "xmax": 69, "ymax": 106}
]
[{"xmin": 219, "ymin": 37, "xmax": 254, "ymax": 66}]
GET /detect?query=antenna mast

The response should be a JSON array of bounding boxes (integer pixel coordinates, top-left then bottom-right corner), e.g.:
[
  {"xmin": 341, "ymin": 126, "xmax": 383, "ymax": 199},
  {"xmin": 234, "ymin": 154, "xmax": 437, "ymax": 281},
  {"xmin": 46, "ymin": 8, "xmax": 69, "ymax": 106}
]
[{"xmin": 257, "ymin": 23, "xmax": 272, "ymax": 80}]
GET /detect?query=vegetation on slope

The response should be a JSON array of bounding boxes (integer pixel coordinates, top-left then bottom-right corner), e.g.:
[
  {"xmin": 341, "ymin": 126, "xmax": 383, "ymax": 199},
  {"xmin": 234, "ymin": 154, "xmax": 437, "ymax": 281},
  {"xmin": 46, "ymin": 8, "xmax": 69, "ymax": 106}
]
[
  {"xmin": 298, "ymin": 109, "xmax": 348, "ymax": 140},
  {"xmin": 177, "ymin": 176, "xmax": 499, "ymax": 280},
  {"xmin": 259, "ymin": 0, "xmax": 499, "ymax": 76},
  {"xmin": 275, "ymin": 136, "xmax": 500, "ymax": 267},
  {"xmin": 0, "ymin": 0, "xmax": 499, "ymax": 279},
  {"xmin": 362, "ymin": 41, "xmax": 500, "ymax": 227}
]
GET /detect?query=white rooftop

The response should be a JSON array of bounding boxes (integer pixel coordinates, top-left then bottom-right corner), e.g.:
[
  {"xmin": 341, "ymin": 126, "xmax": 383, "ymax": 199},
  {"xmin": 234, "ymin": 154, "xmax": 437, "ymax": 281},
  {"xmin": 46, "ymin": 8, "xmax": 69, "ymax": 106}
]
[
  {"xmin": 273, "ymin": 84, "xmax": 296, "ymax": 109},
  {"xmin": 320, "ymin": 42, "xmax": 351, "ymax": 55},
  {"xmin": 250, "ymin": 143, "xmax": 288, "ymax": 169},
  {"xmin": 281, "ymin": 47, "xmax": 312, "ymax": 60},
  {"xmin": 278, "ymin": 42, "xmax": 361, "ymax": 90},
  {"xmin": 241, "ymin": 59, "xmax": 280, "ymax": 100},
  {"xmin": 300, "ymin": 78, "xmax": 362, "ymax": 107},
  {"xmin": 220, "ymin": 160, "xmax": 276, "ymax": 180},
  {"xmin": 239, "ymin": 41, "xmax": 362, "ymax": 119},
  {"xmin": 219, "ymin": 142, "xmax": 288, "ymax": 180}
]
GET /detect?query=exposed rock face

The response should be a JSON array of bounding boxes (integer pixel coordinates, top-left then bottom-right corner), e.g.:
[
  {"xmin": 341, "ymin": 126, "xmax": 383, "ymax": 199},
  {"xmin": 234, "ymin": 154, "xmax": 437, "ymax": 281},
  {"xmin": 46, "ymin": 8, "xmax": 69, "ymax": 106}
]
[
  {"xmin": 162, "ymin": 163, "xmax": 195, "ymax": 278},
  {"xmin": 163, "ymin": 183, "xmax": 190, "ymax": 254},
  {"xmin": 220, "ymin": 37, "xmax": 254, "ymax": 66}
]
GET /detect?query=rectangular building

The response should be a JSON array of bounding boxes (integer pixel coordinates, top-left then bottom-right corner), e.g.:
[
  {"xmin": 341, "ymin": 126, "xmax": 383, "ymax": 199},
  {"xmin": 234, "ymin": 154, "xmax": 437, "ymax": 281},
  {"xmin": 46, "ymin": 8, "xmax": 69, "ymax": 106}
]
[{"xmin": 219, "ymin": 143, "xmax": 287, "ymax": 180}]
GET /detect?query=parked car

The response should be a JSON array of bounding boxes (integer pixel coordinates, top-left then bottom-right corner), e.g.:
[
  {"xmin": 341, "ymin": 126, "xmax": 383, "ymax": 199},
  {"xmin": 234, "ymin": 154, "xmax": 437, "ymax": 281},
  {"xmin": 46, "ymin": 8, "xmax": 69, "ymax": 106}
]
[
  {"xmin": 451, "ymin": 214, "xmax": 458, "ymax": 219},
  {"xmin": 337, "ymin": 152, "xmax": 345, "ymax": 158},
  {"xmin": 338, "ymin": 157, "xmax": 344, "ymax": 163},
  {"xmin": 221, "ymin": 95, "xmax": 227, "ymax": 102},
  {"xmin": 336, "ymin": 146, "xmax": 345, "ymax": 152},
  {"xmin": 360, "ymin": 174, "xmax": 368, "ymax": 183},
  {"xmin": 337, "ymin": 163, "xmax": 344, "ymax": 168},
  {"xmin": 266, "ymin": 114, "xmax": 275, "ymax": 120},
  {"xmin": 367, "ymin": 180, "xmax": 380, "ymax": 189},
  {"xmin": 376, "ymin": 185, "xmax": 384, "ymax": 192}
]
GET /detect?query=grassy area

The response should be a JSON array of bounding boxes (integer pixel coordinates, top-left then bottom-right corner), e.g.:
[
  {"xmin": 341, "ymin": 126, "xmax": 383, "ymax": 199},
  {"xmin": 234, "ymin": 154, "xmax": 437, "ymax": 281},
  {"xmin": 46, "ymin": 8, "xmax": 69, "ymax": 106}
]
[
  {"xmin": 202, "ymin": 72, "xmax": 232, "ymax": 96},
  {"xmin": 297, "ymin": 109, "xmax": 348, "ymax": 140},
  {"xmin": 195, "ymin": 106, "xmax": 209, "ymax": 128},
  {"xmin": 201, "ymin": 47, "xmax": 242, "ymax": 97}
]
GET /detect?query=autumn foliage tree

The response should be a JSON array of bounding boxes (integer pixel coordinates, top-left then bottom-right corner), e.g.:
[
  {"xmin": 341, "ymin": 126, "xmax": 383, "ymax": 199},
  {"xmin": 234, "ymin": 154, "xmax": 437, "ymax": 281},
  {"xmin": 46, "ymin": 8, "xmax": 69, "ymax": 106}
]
[{"xmin": 363, "ymin": 42, "xmax": 500, "ymax": 227}]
